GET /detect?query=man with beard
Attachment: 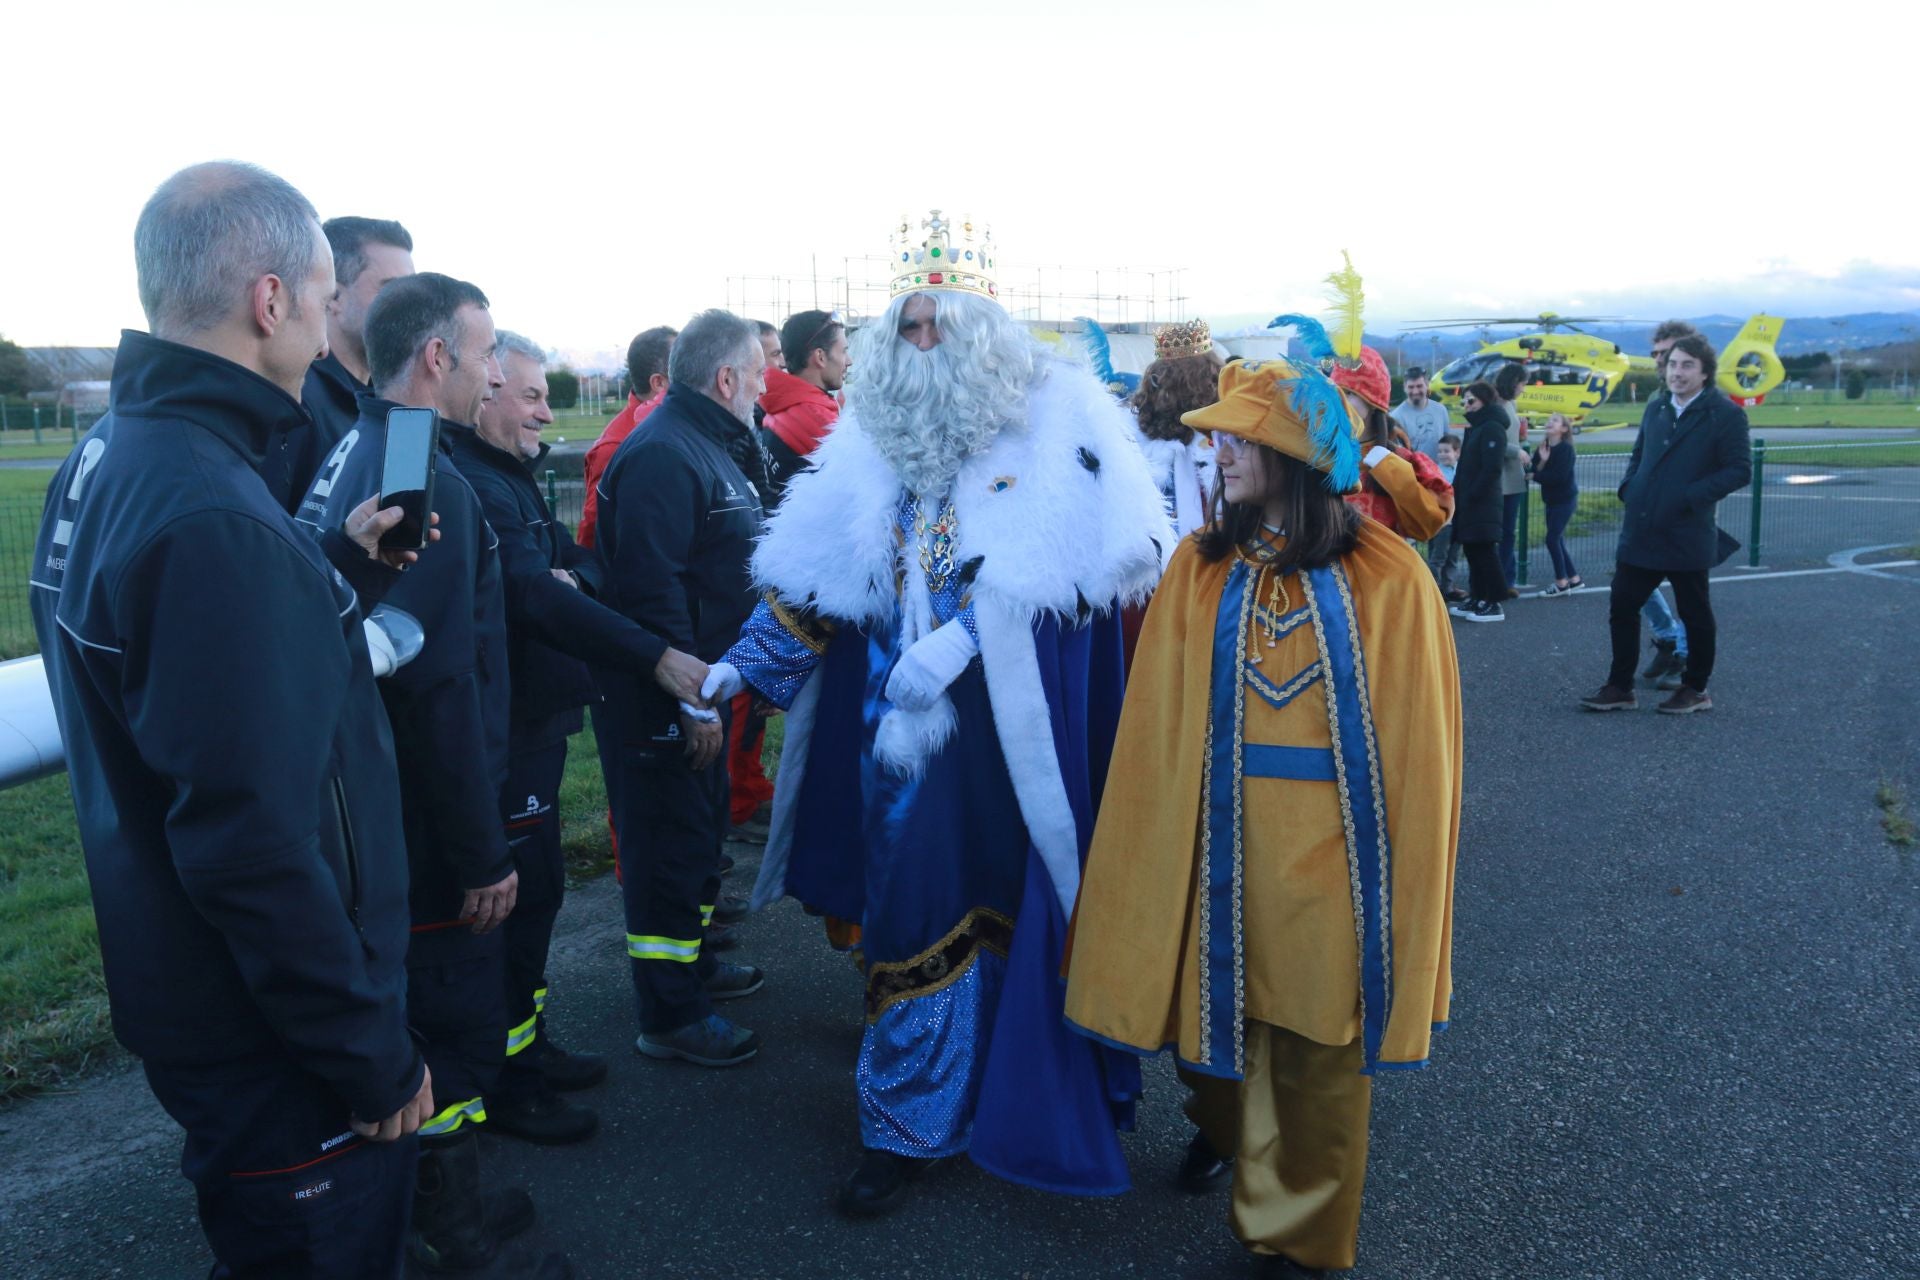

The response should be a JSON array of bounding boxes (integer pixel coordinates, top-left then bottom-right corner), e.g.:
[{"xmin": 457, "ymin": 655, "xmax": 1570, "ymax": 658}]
[
  {"xmin": 701, "ymin": 212, "xmax": 1172, "ymax": 1214},
  {"xmin": 595, "ymin": 309, "xmax": 769, "ymax": 1068}
]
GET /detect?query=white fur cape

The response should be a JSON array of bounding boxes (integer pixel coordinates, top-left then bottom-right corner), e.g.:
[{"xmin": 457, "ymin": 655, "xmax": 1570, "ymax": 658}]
[
  {"xmin": 749, "ymin": 360, "xmax": 1174, "ymax": 920},
  {"xmin": 1134, "ymin": 433, "xmax": 1215, "ymax": 537}
]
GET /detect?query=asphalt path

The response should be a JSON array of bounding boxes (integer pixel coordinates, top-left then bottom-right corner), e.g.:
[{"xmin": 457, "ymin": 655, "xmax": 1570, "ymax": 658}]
[{"xmin": 2, "ymin": 564, "xmax": 1916, "ymax": 1279}]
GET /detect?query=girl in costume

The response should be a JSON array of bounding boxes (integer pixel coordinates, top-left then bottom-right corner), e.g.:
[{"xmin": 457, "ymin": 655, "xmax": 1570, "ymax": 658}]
[{"xmin": 1065, "ymin": 355, "xmax": 1462, "ymax": 1275}]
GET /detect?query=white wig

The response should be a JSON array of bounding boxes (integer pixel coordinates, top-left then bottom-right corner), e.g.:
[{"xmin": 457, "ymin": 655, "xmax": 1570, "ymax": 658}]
[{"xmin": 847, "ymin": 290, "xmax": 1041, "ymax": 497}]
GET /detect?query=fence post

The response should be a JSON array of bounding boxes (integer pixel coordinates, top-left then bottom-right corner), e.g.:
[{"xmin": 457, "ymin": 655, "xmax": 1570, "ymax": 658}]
[
  {"xmin": 32, "ymin": 406, "xmax": 42, "ymax": 444},
  {"xmin": 1516, "ymin": 485, "xmax": 1531, "ymax": 586},
  {"xmin": 545, "ymin": 468, "xmax": 557, "ymax": 511},
  {"xmin": 1747, "ymin": 438, "xmax": 1765, "ymax": 568}
]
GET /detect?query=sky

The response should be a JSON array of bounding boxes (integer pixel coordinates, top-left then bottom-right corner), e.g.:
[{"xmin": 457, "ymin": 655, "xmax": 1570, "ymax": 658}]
[{"xmin": 4, "ymin": 0, "xmax": 1915, "ymax": 362}]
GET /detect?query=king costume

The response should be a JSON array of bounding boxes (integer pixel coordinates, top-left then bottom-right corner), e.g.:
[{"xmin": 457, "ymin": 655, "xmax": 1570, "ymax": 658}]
[
  {"xmin": 710, "ymin": 212, "xmax": 1174, "ymax": 1203},
  {"xmin": 1064, "ymin": 354, "xmax": 1464, "ymax": 1271}
]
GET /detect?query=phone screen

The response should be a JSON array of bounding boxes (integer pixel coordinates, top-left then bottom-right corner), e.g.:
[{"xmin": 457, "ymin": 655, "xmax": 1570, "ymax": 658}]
[{"xmin": 379, "ymin": 406, "xmax": 439, "ymax": 550}]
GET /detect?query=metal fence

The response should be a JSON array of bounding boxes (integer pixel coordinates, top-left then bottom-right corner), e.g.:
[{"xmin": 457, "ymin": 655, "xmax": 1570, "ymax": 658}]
[
  {"xmin": 2, "ymin": 439, "xmax": 1914, "ymax": 659},
  {"xmin": 1508, "ymin": 439, "xmax": 1920, "ymax": 588}
]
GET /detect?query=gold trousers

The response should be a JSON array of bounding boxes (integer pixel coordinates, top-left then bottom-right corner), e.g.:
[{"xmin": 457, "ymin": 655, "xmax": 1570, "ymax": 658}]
[{"xmin": 1180, "ymin": 1022, "xmax": 1373, "ymax": 1271}]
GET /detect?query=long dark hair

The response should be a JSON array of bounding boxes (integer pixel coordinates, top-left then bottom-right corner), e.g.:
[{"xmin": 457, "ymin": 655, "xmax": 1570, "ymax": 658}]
[{"xmin": 1196, "ymin": 443, "xmax": 1360, "ymax": 572}]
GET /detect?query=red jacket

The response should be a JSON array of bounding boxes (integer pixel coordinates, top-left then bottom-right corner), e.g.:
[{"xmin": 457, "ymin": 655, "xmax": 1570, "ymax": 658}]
[
  {"xmin": 758, "ymin": 368, "xmax": 839, "ymax": 458},
  {"xmin": 578, "ymin": 391, "xmax": 662, "ymax": 547}
]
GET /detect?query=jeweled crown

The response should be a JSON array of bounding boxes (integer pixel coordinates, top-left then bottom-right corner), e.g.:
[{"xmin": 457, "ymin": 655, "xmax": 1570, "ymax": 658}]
[
  {"xmin": 889, "ymin": 209, "xmax": 998, "ymax": 302},
  {"xmin": 1154, "ymin": 319, "xmax": 1213, "ymax": 361}
]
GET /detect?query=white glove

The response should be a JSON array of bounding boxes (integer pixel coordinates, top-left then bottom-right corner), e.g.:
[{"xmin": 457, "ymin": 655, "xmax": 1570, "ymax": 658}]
[
  {"xmin": 1363, "ymin": 444, "xmax": 1393, "ymax": 470},
  {"xmin": 884, "ymin": 621, "xmax": 978, "ymax": 713},
  {"xmin": 678, "ymin": 700, "xmax": 721, "ymax": 723},
  {"xmin": 700, "ymin": 661, "xmax": 744, "ymax": 704}
]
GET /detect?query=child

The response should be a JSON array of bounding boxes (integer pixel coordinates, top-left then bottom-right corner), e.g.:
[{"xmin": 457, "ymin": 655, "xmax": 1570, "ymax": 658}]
[{"xmin": 1427, "ymin": 433, "xmax": 1464, "ymax": 599}]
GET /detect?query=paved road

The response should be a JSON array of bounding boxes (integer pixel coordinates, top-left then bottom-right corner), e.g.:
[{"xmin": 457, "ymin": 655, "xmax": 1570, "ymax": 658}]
[{"xmin": 2, "ymin": 565, "xmax": 1916, "ymax": 1279}]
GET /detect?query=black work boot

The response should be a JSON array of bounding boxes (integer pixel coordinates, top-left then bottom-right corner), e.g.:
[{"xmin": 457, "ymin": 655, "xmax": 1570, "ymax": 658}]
[
  {"xmin": 408, "ymin": 1131, "xmax": 498, "ymax": 1272},
  {"xmin": 529, "ymin": 1037, "xmax": 609, "ymax": 1092},
  {"xmin": 836, "ymin": 1148, "xmax": 944, "ymax": 1217}
]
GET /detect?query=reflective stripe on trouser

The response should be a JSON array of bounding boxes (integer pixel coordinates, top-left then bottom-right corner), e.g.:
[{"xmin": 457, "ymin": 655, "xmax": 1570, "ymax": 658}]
[
  {"xmin": 499, "ymin": 740, "xmax": 567, "ymax": 1103},
  {"xmin": 419, "ymin": 1096, "xmax": 488, "ymax": 1137},
  {"xmin": 407, "ymin": 933, "xmax": 507, "ymax": 1120},
  {"xmin": 609, "ymin": 701, "xmax": 731, "ymax": 1034},
  {"xmin": 701, "ymin": 904, "xmax": 715, "ymax": 927}
]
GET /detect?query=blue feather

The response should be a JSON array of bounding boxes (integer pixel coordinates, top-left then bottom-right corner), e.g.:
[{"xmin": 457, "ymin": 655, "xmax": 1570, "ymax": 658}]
[
  {"xmin": 1277, "ymin": 359, "xmax": 1361, "ymax": 493},
  {"xmin": 1075, "ymin": 316, "xmax": 1119, "ymax": 389},
  {"xmin": 1269, "ymin": 313, "xmax": 1334, "ymax": 363}
]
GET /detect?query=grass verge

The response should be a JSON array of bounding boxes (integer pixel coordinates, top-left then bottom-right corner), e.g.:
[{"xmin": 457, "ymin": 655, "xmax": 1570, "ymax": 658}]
[
  {"xmin": 1875, "ymin": 779, "xmax": 1916, "ymax": 850},
  {"xmin": 0, "ymin": 712, "xmax": 711, "ymax": 1102}
]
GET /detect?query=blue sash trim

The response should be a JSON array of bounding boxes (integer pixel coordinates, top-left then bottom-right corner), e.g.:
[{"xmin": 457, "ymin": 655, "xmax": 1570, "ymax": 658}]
[
  {"xmin": 1303, "ymin": 564, "xmax": 1395, "ymax": 1075},
  {"xmin": 1247, "ymin": 660, "xmax": 1323, "ymax": 711},
  {"xmin": 1242, "ymin": 745, "xmax": 1337, "ymax": 782},
  {"xmin": 1199, "ymin": 560, "xmax": 1253, "ymax": 1078}
]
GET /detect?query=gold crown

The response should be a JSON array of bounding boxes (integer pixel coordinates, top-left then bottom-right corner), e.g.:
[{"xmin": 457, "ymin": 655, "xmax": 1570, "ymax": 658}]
[
  {"xmin": 890, "ymin": 209, "xmax": 998, "ymax": 301},
  {"xmin": 1154, "ymin": 319, "xmax": 1213, "ymax": 361}
]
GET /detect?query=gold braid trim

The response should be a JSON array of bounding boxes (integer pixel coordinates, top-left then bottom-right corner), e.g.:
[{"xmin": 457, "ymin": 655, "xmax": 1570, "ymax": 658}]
[
  {"xmin": 863, "ymin": 907, "xmax": 1014, "ymax": 1023},
  {"xmin": 768, "ymin": 593, "xmax": 838, "ymax": 655}
]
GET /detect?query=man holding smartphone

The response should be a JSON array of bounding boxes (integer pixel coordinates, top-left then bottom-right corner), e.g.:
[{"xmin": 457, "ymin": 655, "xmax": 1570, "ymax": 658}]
[
  {"xmin": 455, "ymin": 329, "xmax": 709, "ymax": 1143},
  {"xmin": 300, "ymin": 274, "xmax": 566, "ymax": 1274},
  {"xmin": 34, "ymin": 162, "xmax": 432, "ymax": 1279}
]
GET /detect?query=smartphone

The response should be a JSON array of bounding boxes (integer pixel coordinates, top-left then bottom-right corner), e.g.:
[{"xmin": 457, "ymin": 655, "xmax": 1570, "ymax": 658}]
[{"xmin": 378, "ymin": 406, "xmax": 440, "ymax": 550}]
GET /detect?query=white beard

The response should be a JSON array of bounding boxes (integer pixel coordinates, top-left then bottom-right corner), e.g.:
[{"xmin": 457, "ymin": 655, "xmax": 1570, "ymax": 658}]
[{"xmin": 857, "ymin": 343, "xmax": 1016, "ymax": 497}]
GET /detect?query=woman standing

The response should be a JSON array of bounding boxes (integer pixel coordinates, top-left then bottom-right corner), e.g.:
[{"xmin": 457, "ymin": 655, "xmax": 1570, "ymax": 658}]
[
  {"xmin": 1531, "ymin": 412, "xmax": 1582, "ymax": 595},
  {"xmin": 1448, "ymin": 380, "xmax": 1509, "ymax": 623},
  {"xmin": 1065, "ymin": 357, "xmax": 1461, "ymax": 1275}
]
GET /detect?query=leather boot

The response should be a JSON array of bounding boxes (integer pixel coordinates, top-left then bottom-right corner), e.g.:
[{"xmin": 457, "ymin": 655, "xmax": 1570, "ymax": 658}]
[{"xmin": 408, "ymin": 1131, "xmax": 497, "ymax": 1273}]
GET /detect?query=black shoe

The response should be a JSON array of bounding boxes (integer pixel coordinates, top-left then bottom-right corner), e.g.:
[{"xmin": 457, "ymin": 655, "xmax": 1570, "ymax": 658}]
[
  {"xmin": 711, "ymin": 894, "xmax": 751, "ymax": 925},
  {"xmin": 729, "ymin": 817, "xmax": 770, "ymax": 846},
  {"xmin": 703, "ymin": 961, "xmax": 764, "ymax": 1001},
  {"xmin": 1176, "ymin": 1132, "xmax": 1235, "ymax": 1193},
  {"xmin": 836, "ymin": 1148, "xmax": 944, "ymax": 1217},
  {"xmin": 705, "ymin": 921, "xmax": 740, "ymax": 952},
  {"xmin": 719, "ymin": 852, "xmax": 736, "ymax": 876},
  {"xmin": 486, "ymin": 1090, "xmax": 599, "ymax": 1146},
  {"xmin": 409, "ymin": 1133, "xmax": 502, "ymax": 1273},
  {"xmin": 481, "ymin": 1186, "xmax": 535, "ymax": 1243},
  {"xmin": 529, "ymin": 1038, "xmax": 608, "ymax": 1092}
]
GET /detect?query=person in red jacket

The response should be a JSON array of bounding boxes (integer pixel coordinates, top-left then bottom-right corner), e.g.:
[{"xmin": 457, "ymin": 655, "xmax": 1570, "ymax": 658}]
[
  {"xmin": 578, "ymin": 325, "xmax": 676, "ymax": 548},
  {"xmin": 758, "ymin": 309, "xmax": 848, "ymax": 507}
]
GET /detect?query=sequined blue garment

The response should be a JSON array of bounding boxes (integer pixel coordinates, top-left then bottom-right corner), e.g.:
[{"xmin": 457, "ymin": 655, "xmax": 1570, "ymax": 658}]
[
  {"xmin": 858, "ymin": 952, "xmax": 1006, "ymax": 1157},
  {"xmin": 897, "ymin": 492, "xmax": 978, "ymax": 640},
  {"xmin": 729, "ymin": 598, "xmax": 824, "ymax": 711}
]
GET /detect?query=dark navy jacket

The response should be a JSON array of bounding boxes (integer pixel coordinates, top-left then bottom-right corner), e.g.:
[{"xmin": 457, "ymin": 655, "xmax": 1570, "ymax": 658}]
[
  {"xmin": 30, "ymin": 330, "xmax": 423, "ymax": 1122},
  {"xmin": 595, "ymin": 384, "xmax": 761, "ymax": 745},
  {"xmin": 1451, "ymin": 402, "xmax": 1508, "ymax": 544},
  {"xmin": 265, "ymin": 351, "xmax": 366, "ymax": 514},
  {"xmin": 1617, "ymin": 387, "xmax": 1752, "ymax": 572},
  {"xmin": 445, "ymin": 425, "xmax": 670, "ymax": 751},
  {"xmin": 298, "ymin": 397, "xmax": 513, "ymax": 947}
]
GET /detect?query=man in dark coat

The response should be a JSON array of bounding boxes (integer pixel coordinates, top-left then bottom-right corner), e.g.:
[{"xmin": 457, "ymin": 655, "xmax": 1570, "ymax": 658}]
[
  {"xmin": 1582, "ymin": 334, "xmax": 1751, "ymax": 714},
  {"xmin": 34, "ymin": 160, "xmax": 432, "ymax": 1280},
  {"xmin": 455, "ymin": 328, "xmax": 708, "ymax": 1141},
  {"xmin": 595, "ymin": 308, "xmax": 769, "ymax": 1068},
  {"xmin": 272, "ymin": 217, "xmax": 415, "ymax": 511}
]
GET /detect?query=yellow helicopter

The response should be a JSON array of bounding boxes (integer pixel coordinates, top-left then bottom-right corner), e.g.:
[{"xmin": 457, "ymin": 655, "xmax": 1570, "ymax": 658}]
[{"xmin": 1418, "ymin": 313, "xmax": 1787, "ymax": 423}]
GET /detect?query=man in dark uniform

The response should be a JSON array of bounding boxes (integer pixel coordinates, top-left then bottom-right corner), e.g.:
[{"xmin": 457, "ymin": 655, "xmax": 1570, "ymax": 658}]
[
  {"xmin": 299, "ymin": 273, "xmax": 564, "ymax": 1277},
  {"xmin": 596, "ymin": 309, "xmax": 769, "ymax": 1067},
  {"xmin": 455, "ymin": 328, "xmax": 708, "ymax": 1140},
  {"xmin": 32, "ymin": 160, "xmax": 431, "ymax": 1279},
  {"xmin": 269, "ymin": 216, "xmax": 414, "ymax": 511}
]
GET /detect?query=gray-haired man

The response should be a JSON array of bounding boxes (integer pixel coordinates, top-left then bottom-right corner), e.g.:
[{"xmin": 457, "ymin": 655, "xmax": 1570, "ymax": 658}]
[{"xmin": 595, "ymin": 309, "xmax": 769, "ymax": 1067}]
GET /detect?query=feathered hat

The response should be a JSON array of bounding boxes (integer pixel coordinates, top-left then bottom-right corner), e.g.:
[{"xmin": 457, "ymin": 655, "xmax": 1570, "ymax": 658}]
[
  {"xmin": 1269, "ymin": 251, "xmax": 1391, "ymax": 411},
  {"xmin": 1180, "ymin": 357, "xmax": 1361, "ymax": 494}
]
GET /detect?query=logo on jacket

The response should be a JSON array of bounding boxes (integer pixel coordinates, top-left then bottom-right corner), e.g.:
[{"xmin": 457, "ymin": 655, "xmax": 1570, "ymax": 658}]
[{"xmin": 292, "ymin": 1178, "xmax": 335, "ymax": 1203}]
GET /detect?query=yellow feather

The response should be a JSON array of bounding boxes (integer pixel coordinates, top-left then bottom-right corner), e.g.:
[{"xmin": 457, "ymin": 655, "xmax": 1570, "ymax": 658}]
[{"xmin": 1324, "ymin": 250, "xmax": 1366, "ymax": 365}]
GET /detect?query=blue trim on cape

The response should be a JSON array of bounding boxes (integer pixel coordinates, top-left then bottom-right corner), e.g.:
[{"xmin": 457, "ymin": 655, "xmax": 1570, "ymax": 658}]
[
  {"xmin": 1201, "ymin": 560, "xmax": 1249, "ymax": 1078},
  {"xmin": 1304, "ymin": 564, "xmax": 1396, "ymax": 1076}
]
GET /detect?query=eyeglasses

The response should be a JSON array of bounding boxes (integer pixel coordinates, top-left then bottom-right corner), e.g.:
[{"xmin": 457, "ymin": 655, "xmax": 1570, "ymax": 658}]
[{"xmin": 1462, "ymin": 395, "xmax": 1480, "ymax": 406}]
